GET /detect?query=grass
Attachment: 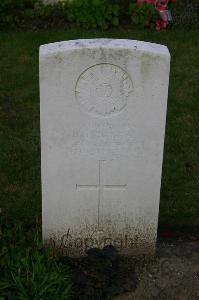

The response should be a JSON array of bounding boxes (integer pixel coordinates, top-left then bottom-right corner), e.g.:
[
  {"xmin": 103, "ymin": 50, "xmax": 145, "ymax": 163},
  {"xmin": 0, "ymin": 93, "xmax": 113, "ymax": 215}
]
[
  {"xmin": 0, "ymin": 29, "xmax": 198, "ymax": 230},
  {"xmin": 0, "ymin": 216, "xmax": 72, "ymax": 299}
]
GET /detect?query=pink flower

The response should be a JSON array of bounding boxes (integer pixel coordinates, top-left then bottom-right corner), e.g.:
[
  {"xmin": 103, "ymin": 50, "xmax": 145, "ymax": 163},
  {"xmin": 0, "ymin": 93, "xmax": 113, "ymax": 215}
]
[
  {"xmin": 134, "ymin": 0, "xmax": 176, "ymax": 30},
  {"xmin": 155, "ymin": 0, "xmax": 168, "ymax": 11}
]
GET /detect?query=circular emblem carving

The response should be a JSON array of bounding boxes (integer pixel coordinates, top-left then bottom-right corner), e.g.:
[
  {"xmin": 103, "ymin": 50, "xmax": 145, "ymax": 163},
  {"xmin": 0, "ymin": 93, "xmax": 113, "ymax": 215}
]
[{"xmin": 75, "ymin": 64, "xmax": 133, "ymax": 117}]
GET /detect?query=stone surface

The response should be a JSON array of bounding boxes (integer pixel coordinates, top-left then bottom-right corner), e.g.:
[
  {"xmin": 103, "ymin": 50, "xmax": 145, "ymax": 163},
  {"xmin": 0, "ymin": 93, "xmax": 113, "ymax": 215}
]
[{"xmin": 40, "ymin": 39, "xmax": 170, "ymax": 256}]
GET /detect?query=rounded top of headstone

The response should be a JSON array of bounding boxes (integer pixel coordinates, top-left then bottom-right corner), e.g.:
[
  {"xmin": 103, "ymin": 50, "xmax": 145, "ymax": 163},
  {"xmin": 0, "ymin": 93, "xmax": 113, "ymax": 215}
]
[{"xmin": 40, "ymin": 39, "xmax": 170, "ymax": 59}]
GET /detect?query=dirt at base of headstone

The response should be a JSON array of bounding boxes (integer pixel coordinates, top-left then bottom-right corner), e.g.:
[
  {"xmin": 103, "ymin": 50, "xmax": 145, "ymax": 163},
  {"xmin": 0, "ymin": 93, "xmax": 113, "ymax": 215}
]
[
  {"xmin": 60, "ymin": 245, "xmax": 138, "ymax": 300},
  {"xmin": 60, "ymin": 238, "xmax": 199, "ymax": 300}
]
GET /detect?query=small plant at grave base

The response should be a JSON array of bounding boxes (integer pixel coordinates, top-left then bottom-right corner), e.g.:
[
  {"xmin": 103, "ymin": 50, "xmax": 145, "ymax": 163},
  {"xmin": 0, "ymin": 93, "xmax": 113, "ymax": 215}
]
[
  {"xmin": 0, "ymin": 216, "xmax": 72, "ymax": 299},
  {"xmin": 128, "ymin": 0, "xmax": 176, "ymax": 30}
]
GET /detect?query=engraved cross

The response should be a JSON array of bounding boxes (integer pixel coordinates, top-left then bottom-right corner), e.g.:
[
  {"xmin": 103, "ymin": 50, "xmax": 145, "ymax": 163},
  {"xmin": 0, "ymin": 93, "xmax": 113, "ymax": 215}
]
[{"xmin": 76, "ymin": 160, "xmax": 127, "ymax": 229}]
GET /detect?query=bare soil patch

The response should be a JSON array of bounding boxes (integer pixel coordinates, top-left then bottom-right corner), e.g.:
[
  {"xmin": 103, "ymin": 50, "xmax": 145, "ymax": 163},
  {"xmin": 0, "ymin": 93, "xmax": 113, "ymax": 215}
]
[{"xmin": 62, "ymin": 236, "xmax": 199, "ymax": 299}]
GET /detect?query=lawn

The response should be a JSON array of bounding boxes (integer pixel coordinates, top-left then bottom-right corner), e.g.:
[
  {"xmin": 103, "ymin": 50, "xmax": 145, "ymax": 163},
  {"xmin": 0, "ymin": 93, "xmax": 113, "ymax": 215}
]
[{"xmin": 0, "ymin": 29, "xmax": 198, "ymax": 231}]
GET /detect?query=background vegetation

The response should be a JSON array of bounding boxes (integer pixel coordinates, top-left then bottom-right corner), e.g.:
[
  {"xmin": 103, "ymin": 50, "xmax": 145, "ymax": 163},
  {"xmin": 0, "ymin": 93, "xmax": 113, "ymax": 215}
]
[
  {"xmin": 0, "ymin": 2, "xmax": 198, "ymax": 298},
  {"xmin": 0, "ymin": 0, "xmax": 198, "ymax": 30},
  {"xmin": 0, "ymin": 29, "xmax": 198, "ymax": 231}
]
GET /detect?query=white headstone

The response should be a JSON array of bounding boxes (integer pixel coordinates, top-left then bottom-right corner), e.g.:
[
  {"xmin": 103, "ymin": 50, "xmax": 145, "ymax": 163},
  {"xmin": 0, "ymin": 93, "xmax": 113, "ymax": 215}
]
[{"xmin": 40, "ymin": 39, "xmax": 170, "ymax": 256}]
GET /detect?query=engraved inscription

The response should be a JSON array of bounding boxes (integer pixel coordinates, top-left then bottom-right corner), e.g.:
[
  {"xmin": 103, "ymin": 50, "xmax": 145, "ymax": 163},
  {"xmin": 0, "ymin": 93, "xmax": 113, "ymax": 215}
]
[
  {"xmin": 76, "ymin": 160, "xmax": 127, "ymax": 229},
  {"xmin": 75, "ymin": 64, "xmax": 133, "ymax": 117}
]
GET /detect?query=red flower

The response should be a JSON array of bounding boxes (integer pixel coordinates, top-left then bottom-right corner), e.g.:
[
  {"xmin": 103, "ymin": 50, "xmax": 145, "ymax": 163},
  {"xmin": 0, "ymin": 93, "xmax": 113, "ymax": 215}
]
[
  {"xmin": 156, "ymin": 18, "xmax": 169, "ymax": 30},
  {"xmin": 155, "ymin": 0, "xmax": 168, "ymax": 11},
  {"xmin": 135, "ymin": 0, "xmax": 175, "ymax": 30}
]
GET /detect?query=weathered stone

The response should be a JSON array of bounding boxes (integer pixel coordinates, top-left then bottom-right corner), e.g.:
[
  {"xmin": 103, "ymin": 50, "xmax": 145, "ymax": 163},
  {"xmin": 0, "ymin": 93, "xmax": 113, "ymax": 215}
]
[{"xmin": 40, "ymin": 39, "xmax": 170, "ymax": 256}]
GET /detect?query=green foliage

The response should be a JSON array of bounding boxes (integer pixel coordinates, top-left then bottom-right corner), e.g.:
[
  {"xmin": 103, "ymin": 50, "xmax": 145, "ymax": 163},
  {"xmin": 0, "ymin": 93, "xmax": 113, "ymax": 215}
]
[
  {"xmin": 0, "ymin": 0, "xmax": 39, "ymax": 29},
  {"xmin": 0, "ymin": 0, "xmax": 198, "ymax": 30},
  {"xmin": 172, "ymin": 0, "xmax": 199, "ymax": 29},
  {"xmin": 0, "ymin": 0, "xmax": 120, "ymax": 30},
  {"xmin": 0, "ymin": 0, "xmax": 67, "ymax": 30},
  {"xmin": 65, "ymin": 0, "xmax": 120, "ymax": 29},
  {"xmin": 24, "ymin": 2, "xmax": 63, "ymax": 20},
  {"xmin": 0, "ymin": 217, "xmax": 72, "ymax": 299},
  {"xmin": 128, "ymin": 2, "xmax": 158, "ymax": 28},
  {"xmin": 99, "ymin": 0, "xmax": 131, "ymax": 19}
]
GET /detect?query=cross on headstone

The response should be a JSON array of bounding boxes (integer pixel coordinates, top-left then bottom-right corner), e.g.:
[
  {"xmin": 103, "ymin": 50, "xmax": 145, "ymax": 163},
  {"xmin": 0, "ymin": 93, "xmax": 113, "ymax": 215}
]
[
  {"xmin": 76, "ymin": 160, "xmax": 127, "ymax": 229},
  {"xmin": 40, "ymin": 39, "xmax": 170, "ymax": 256}
]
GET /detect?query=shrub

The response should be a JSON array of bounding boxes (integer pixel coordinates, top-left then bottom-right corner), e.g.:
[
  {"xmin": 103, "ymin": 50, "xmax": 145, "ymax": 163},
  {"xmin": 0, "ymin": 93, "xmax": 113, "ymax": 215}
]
[
  {"xmin": 172, "ymin": 0, "xmax": 199, "ymax": 29},
  {"xmin": 0, "ymin": 0, "xmax": 198, "ymax": 30},
  {"xmin": 0, "ymin": 0, "xmax": 39, "ymax": 29},
  {"xmin": 108, "ymin": 0, "xmax": 131, "ymax": 19},
  {"xmin": 128, "ymin": 2, "xmax": 158, "ymax": 28},
  {"xmin": 0, "ymin": 0, "xmax": 120, "ymax": 30},
  {"xmin": 65, "ymin": 0, "xmax": 120, "ymax": 29},
  {"xmin": 128, "ymin": 0, "xmax": 179, "ymax": 30}
]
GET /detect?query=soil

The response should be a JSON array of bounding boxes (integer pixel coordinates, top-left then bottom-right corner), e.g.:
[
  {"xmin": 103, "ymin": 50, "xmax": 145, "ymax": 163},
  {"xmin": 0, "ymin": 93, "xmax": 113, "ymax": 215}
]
[
  {"xmin": 114, "ymin": 239, "xmax": 199, "ymax": 300},
  {"xmin": 61, "ymin": 234, "xmax": 199, "ymax": 300}
]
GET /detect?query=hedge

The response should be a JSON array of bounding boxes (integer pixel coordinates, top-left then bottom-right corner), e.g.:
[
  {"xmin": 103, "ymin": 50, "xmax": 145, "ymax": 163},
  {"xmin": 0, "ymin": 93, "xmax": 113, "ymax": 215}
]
[{"xmin": 0, "ymin": 0, "xmax": 198, "ymax": 31}]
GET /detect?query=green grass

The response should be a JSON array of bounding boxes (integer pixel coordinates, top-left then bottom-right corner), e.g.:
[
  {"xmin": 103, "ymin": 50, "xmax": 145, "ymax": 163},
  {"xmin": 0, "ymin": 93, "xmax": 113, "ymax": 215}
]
[
  {"xmin": 0, "ymin": 216, "xmax": 72, "ymax": 299},
  {"xmin": 0, "ymin": 29, "xmax": 198, "ymax": 229}
]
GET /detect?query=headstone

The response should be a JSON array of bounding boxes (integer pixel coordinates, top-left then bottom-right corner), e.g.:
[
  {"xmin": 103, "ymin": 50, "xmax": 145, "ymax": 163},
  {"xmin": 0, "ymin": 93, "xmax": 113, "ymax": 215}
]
[{"xmin": 40, "ymin": 39, "xmax": 170, "ymax": 256}]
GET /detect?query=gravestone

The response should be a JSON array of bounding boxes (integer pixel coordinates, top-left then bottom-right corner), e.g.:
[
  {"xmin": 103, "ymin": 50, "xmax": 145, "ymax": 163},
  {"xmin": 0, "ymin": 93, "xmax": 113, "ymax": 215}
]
[{"xmin": 40, "ymin": 39, "xmax": 170, "ymax": 256}]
